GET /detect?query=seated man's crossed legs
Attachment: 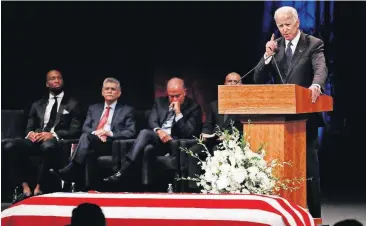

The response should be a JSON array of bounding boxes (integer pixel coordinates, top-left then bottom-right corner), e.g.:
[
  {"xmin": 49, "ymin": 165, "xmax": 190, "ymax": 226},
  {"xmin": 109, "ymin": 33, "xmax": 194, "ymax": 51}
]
[
  {"xmin": 103, "ymin": 129, "xmax": 175, "ymax": 183},
  {"xmin": 50, "ymin": 133, "xmax": 112, "ymax": 183}
]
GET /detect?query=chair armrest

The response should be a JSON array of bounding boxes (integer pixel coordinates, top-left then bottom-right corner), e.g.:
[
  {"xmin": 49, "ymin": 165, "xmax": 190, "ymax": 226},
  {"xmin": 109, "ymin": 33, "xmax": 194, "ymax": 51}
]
[
  {"xmin": 112, "ymin": 139, "xmax": 136, "ymax": 155},
  {"xmin": 178, "ymin": 138, "xmax": 198, "ymax": 172},
  {"xmin": 111, "ymin": 139, "xmax": 136, "ymax": 171},
  {"xmin": 58, "ymin": 139, "xmax": 79, "ymax": 164}
]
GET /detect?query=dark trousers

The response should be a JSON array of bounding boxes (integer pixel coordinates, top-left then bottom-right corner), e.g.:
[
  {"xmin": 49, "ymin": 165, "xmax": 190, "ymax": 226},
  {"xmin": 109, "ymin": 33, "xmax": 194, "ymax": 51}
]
[
  {"xmin": 126, "ymin": 129, "xmax": 174, "ymax": 163},
  {"xmin": 126, "ymin": 129, "xmax": 176, "ymax": 184},
  {"xmin": 306, "ymin": 120, "xmax": 322, "ymax": 218},
  {"xmin": 72, "ymin": 133, "xmax": 112, "ymax": 165},
  {"xmin": 4, "ymin": 138, "xmax": 60, "ymax": 188}
]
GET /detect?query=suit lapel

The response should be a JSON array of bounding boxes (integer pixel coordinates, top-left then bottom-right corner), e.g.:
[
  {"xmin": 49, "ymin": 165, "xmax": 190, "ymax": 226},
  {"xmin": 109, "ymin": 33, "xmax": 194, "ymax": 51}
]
[
  {"xmin": 94, "ymin": 103, "xmax": 105, "ymax": 129},
  {"xmin": 54, "ymin": 95, "xmax": 68, "ymax": 127},
  {"xmin": 39, "ymin": 98, "xmax": 48, "ymax": 129},
  {"xmin": 274, "ymin": 37, "xmax": 285, "ymax": 64},
  {"xmin": 110, "ymin": 103, "xmax": 122, "ymax": 130},
  {"xmin": 272, "ymin": 38, "xmax": 286, "ymax": 82},
  {"xmin": 161, "ymin": 98, "xmax": 171, "ymax": 124},
  {"xmin": 286, "ymin": 33, "xmax": 307, "ymax": 82}
]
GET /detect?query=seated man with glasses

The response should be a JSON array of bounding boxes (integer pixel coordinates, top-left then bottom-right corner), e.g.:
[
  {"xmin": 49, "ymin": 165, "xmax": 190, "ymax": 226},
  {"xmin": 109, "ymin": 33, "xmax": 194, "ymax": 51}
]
[{"xmin": 103, "ymin": 77, "xmax": 202, "ymax": 183}]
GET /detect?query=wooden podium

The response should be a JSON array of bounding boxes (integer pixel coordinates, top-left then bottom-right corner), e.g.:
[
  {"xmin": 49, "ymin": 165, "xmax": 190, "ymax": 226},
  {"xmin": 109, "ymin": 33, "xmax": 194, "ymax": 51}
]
[{"xmin": 218, "ymin": 84, "xmax": 333, "ymax": 210}]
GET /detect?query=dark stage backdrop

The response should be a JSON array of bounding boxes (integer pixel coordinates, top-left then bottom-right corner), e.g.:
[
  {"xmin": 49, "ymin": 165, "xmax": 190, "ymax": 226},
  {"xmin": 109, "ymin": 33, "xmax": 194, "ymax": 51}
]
[
  {"xmin": 2, "ymin": 2, "xmax": 366, "ymax": 194},
  {"xmin": 1, "ymin": 2, "xmax": 263, "ymax": 113}
]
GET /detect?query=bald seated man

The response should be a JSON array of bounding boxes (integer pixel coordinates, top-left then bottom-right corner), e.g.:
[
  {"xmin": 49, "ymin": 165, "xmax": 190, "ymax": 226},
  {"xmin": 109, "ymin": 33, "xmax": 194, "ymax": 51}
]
[
  {"xmin": 4, "ymin": 70, "xmax": 83, "ymax": 203},
  {"xmin": 186, "ymin": 72, "xmax": 243, "ymax": 192},
  {"xmin": 104, "ymin": 77, "xmax": 202, "ymax": 183}
]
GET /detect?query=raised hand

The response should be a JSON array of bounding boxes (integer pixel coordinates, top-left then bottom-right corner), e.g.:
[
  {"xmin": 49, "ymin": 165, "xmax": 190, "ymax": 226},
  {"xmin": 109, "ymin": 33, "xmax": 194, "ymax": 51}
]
[{"xmin": 265, "ymin": 33, "xmax": 278, "ymax": 57}]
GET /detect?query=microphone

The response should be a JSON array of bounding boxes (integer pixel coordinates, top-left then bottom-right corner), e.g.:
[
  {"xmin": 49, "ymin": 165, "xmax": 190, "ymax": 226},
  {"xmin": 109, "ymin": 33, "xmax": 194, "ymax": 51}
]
[
  {"xmin": 236, "ymin": 46, "xmax": 285, "ymax": 84},
  {"xmin": 236, "ymin": 51, "xmax": 276, "ymax": 84},
  {"xmin": 272, "ymin": 50, "xmax": 285, "ymax": 84}
]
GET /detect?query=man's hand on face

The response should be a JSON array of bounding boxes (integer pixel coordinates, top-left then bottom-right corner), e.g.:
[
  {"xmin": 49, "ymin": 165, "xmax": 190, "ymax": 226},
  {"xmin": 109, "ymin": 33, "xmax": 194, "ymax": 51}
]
[
  {"xmin": 169, "ymin": 101, "xmax": 181, "ymax": 115},
  {"xmin": 156, "ymin": 129, "xmax": 173, "ymax": 144},
  {"xmin": 35, "ymin": 132, "xmax": 55, "ymax": 142}
]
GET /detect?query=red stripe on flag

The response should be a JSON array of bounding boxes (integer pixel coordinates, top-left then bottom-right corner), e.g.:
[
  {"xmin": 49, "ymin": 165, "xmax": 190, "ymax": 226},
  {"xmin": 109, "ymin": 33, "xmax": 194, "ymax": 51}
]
[
  {"xmin": 9, "ymin": 197, "xmax": 292, "ymax": 223},
  {"xmin": 14, "ymin": 196, "xmax": 288, "ymax": 210},
  {"xmin": 251, "ymin": 194, "xmax": 312, "ymax": 226},
  {"xmin": 2, "ymin": 216, "xmax": 271, "ymax": 226}
]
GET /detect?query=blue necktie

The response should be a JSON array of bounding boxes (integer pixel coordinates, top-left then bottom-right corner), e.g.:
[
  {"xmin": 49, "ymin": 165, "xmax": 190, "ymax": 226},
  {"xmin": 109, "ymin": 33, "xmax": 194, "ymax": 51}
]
[{"xmin": 285, "ymin": 41, "xmax": 293, "ymax": 73}]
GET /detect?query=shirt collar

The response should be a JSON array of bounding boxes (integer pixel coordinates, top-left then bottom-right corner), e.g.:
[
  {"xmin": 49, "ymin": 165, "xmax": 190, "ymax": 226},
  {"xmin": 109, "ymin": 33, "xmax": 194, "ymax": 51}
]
[
  {"xmin": 49, "ymin": 91, "xmax": 64, "ymax": 99},
  {"xmin": 285, "ymin": 30, "xmax": 301, "ymax": 48},
  {"xmin": 104, "ymin": 100, "xmax": 117, "ymax": 110}
]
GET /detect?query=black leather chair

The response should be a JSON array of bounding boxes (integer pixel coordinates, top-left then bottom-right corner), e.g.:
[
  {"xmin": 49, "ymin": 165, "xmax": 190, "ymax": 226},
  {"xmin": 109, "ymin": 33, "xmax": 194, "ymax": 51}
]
[
  {"xmin": 84, "ymin": 109, "xmax": 198, "ymax": 192},
  {"xmin": 84, "ymin": 110, "xmax": 150, "ymax": 191},
  {"xmin": 119, "ymin": 111, "xmax": 196, "ymax": 192},
  {"xmin": 1, "ymin": 110, "xmax": 26, "ymax": 202}
]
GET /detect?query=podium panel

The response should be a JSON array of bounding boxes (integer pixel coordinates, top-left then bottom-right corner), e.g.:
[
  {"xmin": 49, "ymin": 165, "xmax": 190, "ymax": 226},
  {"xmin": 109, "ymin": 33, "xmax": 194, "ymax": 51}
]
[{"xmin": 218, "ymin": 84, "xmax": 333, "ymax": 211}]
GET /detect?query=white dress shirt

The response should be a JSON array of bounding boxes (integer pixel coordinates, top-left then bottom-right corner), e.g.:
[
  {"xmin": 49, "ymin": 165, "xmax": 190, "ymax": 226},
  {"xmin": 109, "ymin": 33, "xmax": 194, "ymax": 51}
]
[
  {"xmin": 154, "ymin": 111, "xmax": 183, "ymax": 135},
  {"xmin": 264, "ymin": 30, "xmax": 301, "ymax": 64},
  {"xmin": 92, "ymin": 100, "xmax": 117, "ymax": 137},
  {"xmin": 26, "ymin": 91, "xmax": 64, "ymax": 140},
  {"xmin": 43, "ymin": 91, "xmax": 64, "ymax": 131}
]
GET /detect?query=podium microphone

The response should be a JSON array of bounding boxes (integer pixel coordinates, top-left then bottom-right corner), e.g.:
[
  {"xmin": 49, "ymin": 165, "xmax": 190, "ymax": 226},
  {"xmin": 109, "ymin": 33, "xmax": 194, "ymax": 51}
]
[
  {"xmin": 236, "ymin": 48, "xmax": 285, "ymax": 84},
  {"xmin": 236, "ymin": 49, "xmax": 277, "ymax": 84}
]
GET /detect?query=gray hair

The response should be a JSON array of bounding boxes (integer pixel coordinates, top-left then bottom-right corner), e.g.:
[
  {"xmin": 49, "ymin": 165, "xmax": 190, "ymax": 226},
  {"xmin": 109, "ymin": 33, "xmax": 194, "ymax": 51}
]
[
  {"xmin": 274, "ymin": 6, "xmax": 299, "ymax": 22},
  {"xmin": 103, "ymin": 77, "xmax": 121, "ymax": 90}
]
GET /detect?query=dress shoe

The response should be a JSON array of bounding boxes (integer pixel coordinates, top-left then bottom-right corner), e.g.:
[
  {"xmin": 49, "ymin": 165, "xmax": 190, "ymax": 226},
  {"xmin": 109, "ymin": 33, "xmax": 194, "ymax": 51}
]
[
  {"xmin": 50, "ymin": 163, "xmax": 78, "ymax": 181},
  {"xmin": 103, "ymin": 171, "xmax": 123, "ymax": 182},
  {"xmin": 33, "ymin": 191, "xmax": 43, "ymax": 196},
  {"xmin": 12, "ymin": 192, "xmax": 32, "ymax": 204}
]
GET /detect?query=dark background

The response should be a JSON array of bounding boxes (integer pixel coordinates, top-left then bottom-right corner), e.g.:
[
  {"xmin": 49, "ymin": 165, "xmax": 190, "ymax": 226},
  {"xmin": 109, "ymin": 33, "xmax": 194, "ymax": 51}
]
[{"xmin": 2, "ymin": 1, "xmax": 366, "ymax": 195}]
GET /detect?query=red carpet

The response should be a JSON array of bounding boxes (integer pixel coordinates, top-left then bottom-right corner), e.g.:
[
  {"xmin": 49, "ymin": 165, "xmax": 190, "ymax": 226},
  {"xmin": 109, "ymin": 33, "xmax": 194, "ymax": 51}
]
[{"xmin": 1, "ymin": 192, "xmax": 314, "ymax": 226}]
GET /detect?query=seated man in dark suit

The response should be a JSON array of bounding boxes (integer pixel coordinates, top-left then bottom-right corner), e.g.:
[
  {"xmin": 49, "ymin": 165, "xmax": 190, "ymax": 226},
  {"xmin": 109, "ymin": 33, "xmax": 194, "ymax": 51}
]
[
  {"xmin": 103, "ymin": 77, "xmax": 202, "ymax": 183},
  {"xmin": 51, "ymin": 77, "xmax": 136, "ymax": 184},
  {"xmin": 3, "ymin": 70, "xmax": 83, "ymax": 202},
  {"xmin": 187, "ymin": 72, "xmax": 243, "ymax": 192}
]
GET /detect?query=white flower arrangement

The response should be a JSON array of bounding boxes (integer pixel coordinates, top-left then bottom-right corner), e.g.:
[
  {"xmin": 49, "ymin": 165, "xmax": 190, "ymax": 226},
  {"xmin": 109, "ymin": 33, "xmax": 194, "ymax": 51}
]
[{"xmin": 180, "ymin": 122, "xmax": 303, "ymax": 195}]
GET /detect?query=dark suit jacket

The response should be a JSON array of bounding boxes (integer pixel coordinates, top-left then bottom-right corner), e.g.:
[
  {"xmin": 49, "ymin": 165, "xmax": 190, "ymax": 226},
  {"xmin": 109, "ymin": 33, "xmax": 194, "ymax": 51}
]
[
  {"xmin": 82, "ymin": 102, "xmax": 136, "ymax": 140},
  {"xmin": 25, "ymin": 94, "xmax": 83, "ymax": 139},
  {"xmin": 202, "ymin": 100, "xmax": 242, "ymax": 135},
  {"xmin": 148, "ymin": 97, "xmax": 202, "ymax": 139},
  {"xmin": 253, "ymin": 32, "xmax": 328, "ymax": 128},
  {"xmin": 254, "ymin": 32, "xmax": 328, "ymax": 90}
]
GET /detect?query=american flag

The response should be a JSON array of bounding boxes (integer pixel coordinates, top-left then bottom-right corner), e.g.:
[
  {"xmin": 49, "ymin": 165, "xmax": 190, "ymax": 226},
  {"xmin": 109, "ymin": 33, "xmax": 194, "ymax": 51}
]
[{"xmin": 1, "ymin": 192, "xmax": 314, "ymax": 226}]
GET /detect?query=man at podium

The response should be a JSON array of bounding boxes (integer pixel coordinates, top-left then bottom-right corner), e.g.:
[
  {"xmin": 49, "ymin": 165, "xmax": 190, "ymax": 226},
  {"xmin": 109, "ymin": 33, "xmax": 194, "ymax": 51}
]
[{"xmin": 253, "ymin": 6, "xmax": 328, "ymax": 218}]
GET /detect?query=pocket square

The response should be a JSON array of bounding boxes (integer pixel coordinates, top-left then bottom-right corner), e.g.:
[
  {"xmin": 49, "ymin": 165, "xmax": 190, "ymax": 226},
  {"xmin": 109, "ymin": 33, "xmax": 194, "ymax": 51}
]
[{"xmin": 62, "ymin": 109, "xmax": 70, "ymax": 114}]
